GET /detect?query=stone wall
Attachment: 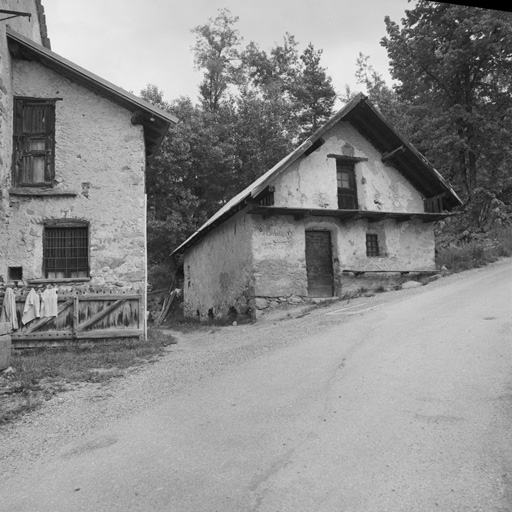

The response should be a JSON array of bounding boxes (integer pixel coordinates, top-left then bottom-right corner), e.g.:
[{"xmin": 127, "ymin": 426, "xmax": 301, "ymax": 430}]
[
  {"xmin": 183, "ymin": 210, "xmax": 254, "ymax": 320},
  {"xmin": 2, "ymin": 58, "xmax": 146, "ymax": 289}
]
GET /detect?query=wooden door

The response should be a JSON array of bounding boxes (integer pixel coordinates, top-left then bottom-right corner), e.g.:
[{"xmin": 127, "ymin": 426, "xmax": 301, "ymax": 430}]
[{"xmin": 305, "ymin": 231, "xmax": 334, "ymax": 297}]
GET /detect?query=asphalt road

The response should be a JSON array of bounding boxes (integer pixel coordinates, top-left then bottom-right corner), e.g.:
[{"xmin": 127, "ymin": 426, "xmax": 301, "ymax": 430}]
[{"xmin": 2, "ymin": 260, "xmax": 512, "ymax": 511}]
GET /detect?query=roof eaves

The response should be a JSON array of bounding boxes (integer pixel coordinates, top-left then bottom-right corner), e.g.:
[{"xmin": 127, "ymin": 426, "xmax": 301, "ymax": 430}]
[
  {"xmin": 171, "ymin": 94, "xmax": 370, "ymax": 257},
  {"xmin": 6, "ymin": 28, "xmax": 178, "ymax": 127},
  {"xmin": 353, "ymin": 98, "xmax": 463, "ymax": 207}
]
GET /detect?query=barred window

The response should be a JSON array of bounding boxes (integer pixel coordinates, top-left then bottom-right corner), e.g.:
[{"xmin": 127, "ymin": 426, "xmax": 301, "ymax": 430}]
[
  {"xmin": 12, "ymin": 98, "xmax": 55, "ymax": 187},
  {"xmin": 43, "ymin": 225, "xmax": 89, "ymax": 279},
  {"xmin": 366, "ymin": 233, "xmax": 380, "ymax": 257}
]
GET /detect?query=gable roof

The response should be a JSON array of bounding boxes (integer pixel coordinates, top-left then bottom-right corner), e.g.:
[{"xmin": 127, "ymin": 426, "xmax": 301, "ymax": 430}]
[
  {"xmin": 172, "ymin": 93, "xmax": 463, "ymax": 256},
  {"xmin": 7, "ymin": 28, "xmax": 177, "ymax": 161}
]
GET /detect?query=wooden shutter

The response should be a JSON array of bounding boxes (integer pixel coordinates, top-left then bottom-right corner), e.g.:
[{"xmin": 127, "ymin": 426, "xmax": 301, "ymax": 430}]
[{"xmin": 13, "ymin": 99, "xmax": 55, "ymax": 186}]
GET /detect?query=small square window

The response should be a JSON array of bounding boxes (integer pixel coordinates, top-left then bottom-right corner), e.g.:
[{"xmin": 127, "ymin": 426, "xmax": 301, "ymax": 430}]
[
  {"xmin": 366, "ymin": 234, "xmax": 380, "ymax": 257},
  {"xmin": 8, "ymin": 266, "xmax": 23, "ymax": 281}
]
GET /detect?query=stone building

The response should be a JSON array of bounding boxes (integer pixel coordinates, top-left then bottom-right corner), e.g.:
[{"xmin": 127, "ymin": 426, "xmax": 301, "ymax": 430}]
[
  {"xmin": 0, "ymin": 2, "xmax": 176, "ymax": 340},
  {"xmin": 172, "ymin": 94, "xmax": 463, "ymax": 320}
]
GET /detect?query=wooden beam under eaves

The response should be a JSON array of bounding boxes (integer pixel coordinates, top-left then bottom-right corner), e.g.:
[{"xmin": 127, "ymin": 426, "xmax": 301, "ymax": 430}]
[
  {"xmin": 368, "ymin": 214, "xmax": 389, "ymax": 223},
  {"xmin": 396, "ymin": 214, "xmax": 417, "ymax": 223},
  {"xmin": 381, "ymin": 145, "xmax": 405, "ymax": 162},
  {"xmin": 343, "ymin": 212, "xmax": 363, "ymax": 221}
]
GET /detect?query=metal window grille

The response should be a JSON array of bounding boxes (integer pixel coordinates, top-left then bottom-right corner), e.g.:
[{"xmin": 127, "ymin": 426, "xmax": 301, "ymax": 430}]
[
  {"xmin": 43, "ymin": 226, "xmax": 89, "ymax": 279},
  {"xmin": 366, "ymin": 233, "xmax": 380, "ymax": 257},
  {"xmin": 13, "ymin": 98, "xmax": 55, "ymax": 187}
]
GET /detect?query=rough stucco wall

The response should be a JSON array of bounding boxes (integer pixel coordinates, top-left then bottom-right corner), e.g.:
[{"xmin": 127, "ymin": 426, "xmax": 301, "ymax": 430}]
[
  {"xmin": 183, "ymin": 211, "xmax": 253, "ymax": 320},
  {"xmin": 251, "ymin": 215, "xmax": 307, "ymax": 297},
  {"xmin": 0, "ymin": 25, "xmax": 15, "ymax": 279},
  {"xmin": 251, "ymin": 214, "xmax": 435, "ymax": 300},
  {"xmin": 250, "ymin": 120, "xmax": 435, "ymax": 300},
  {"xmin": 273, "ymin": 121, "xmax": 425, "ymax": 213},
  {"xmin": 1, "ymin": 1, "xmax": 49, "ymax": 278},
  {"xmin": 335, "ymin": 218, "xmax": 435, "ymax": 271},
  {"xmin": 4, "ymin": 59, "xmax": 146, "ymax": 288}
]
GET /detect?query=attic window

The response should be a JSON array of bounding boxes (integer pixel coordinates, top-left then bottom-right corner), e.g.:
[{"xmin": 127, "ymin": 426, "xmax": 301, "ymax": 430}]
[
  {"xmin": 12, "ymin": 98, "xmax": 56, "ymax": 187},
  {"xmin": 337, "ymin": 162, "xmax": 358, "ymax": 210},
  {"xmin": 257, "ymin": 186, "xmax": 275, "ymax": 207},
  {"xmin": 424, "ymin": 194, "xmax": 444, "ymax": 213}
]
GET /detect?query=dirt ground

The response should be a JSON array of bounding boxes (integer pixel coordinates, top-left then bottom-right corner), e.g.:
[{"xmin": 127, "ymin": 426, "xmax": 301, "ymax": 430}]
[{"xmin": 0, "ymin": 264, "xmax": 493, "ymax": 482}]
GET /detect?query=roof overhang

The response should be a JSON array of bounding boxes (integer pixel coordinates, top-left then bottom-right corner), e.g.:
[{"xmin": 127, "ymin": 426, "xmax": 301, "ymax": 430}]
[
  {"xmin": 172, "ymin": 204, "xmax": 456, "ymax": 256},
  {"xmin": 7, "ymin": 28, "xmax": 177, "ymax": 161},
  {"xmin": 171, "ymin": 94, "xmax": 463, "ymax": 258},
  {"xmin": 246, "ymin": 206, "xmax": 456, "ymax": 223}
]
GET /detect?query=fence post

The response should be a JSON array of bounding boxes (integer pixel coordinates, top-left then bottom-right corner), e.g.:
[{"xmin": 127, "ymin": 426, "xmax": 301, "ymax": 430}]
[{"xmin": 73, "ymin": 294, "xmax": 79, "ymax": 340}]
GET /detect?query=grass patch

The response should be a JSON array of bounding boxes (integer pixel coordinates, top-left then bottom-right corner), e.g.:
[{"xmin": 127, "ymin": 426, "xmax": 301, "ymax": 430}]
[
  {"xmin": 0, "ymin": 329, "xmax": 174, "ymax": 424},
  {"xmin": 436, "ymin": 225, "xmax": 512, "ymax": 273}
]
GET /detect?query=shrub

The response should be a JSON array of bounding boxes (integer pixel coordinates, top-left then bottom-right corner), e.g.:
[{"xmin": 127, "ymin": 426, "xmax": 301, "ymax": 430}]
[{"xmin": 436, "ymin": 225, "xmax": 512, "ymax": 272}]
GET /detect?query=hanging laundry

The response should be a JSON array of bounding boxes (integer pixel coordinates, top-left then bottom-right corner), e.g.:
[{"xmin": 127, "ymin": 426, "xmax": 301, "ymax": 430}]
[
  {"xmin": 41, "ymin": 288, "xmax": 58, "ymax": 318},
  {"xmin": 22, "ymin": 288, "xmax": 40, "ymax": 325},
  {"xmin": 2, "ymin": 288, "xmax": 18, "ymax": 330}
]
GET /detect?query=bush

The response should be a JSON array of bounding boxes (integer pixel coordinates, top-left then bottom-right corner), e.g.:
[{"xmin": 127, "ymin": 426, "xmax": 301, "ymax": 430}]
[{"xmin": 436, "ymin": 225, "xmax": 512, "ymax": 272}]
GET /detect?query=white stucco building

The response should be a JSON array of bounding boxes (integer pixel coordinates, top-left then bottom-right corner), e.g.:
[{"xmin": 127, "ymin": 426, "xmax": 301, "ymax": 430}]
[
  {"xmin": 172, "ymin": 94, "xmax": 463, "ymax": 320},
  {"xmin": 0, "ymin": 2, "xmax": 176, "ymax": 343}
]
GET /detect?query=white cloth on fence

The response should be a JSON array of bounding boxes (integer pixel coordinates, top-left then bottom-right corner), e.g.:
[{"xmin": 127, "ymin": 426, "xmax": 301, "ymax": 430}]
[
  {"xmin": 41, "ymin": 288, "xmax": 58, "ymax": 318},
  {"xmin": 2, "ymin": 288, "xmax": 18, "ymax": 330},
  {"xmin": 22, "ymin": 288, "xmax": 40, "ymax": 325}
]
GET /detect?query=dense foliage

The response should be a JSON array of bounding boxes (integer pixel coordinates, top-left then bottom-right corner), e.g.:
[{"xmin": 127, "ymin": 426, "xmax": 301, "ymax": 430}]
[
  {"xmin": 142, "ymin": 9, "xmax": 336, "ymax": 265},
  {"xmin": 144, "ymin": 3, "xmax": 512, "ymax": 268},
  {"xmin": 382, "ymin": 1, "xmax": 512, "ymax": 201}
]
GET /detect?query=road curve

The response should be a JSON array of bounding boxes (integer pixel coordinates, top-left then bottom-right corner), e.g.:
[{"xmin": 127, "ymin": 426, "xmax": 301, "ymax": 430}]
[{"xmin": 2, "ymin": 260, "xmax": 512, "ymax": 511}]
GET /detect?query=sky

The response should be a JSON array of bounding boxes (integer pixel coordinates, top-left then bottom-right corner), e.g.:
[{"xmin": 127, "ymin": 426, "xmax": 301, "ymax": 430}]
[{"xmin": 41, "ymin": 0, "xmax": 412, "ymax": 106}]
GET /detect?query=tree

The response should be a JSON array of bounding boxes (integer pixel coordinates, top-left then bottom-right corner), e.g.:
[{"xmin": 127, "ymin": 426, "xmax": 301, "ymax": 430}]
[
  {"xmin": 293, "ymin": 44, "xmax": 337, "ymax": 137},
  {"xmin": 191, "ymin": 8, "xmax": 241, "ymax": 111},
  {"xmin": 142, "ymin": 12, "xmax": 338, "ymax": 264},
  {"xmin": 382, "ymin": 1, "xmax": 512, "ymax": 200}
]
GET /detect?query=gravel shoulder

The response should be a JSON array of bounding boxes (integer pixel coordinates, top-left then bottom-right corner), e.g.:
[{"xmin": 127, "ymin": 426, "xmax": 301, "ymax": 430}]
[{"xmin": 0, "ymin": 263, "xmax": 502, "ymax": 482}]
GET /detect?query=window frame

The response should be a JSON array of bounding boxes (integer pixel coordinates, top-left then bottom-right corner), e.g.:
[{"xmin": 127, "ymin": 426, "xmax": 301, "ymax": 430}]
[
  {"xmin": 43, "ymin": 222, "xmax": 90, "ymax": 280},
  {"xmin": 12, "ymin": 97, "xmax": 56, "ymax": 188},
  {"xmin": 366, "ymin": 233, "xmax": 380, "ymax": 257},
  {"xmin": 336, "ymin": 162, "xmax": 358, "ymax": 210}
]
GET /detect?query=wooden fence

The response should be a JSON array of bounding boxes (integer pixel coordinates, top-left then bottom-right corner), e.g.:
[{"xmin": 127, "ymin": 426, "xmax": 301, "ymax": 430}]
[{"xmin": 3, "ymin": 290, "xmax": 143, "ymax": 348}]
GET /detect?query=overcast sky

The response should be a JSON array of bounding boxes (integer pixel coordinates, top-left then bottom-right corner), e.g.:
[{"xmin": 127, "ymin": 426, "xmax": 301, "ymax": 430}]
[{"xmin": 41, "ymin": 0, "xmax": 412, "ymax": 105}]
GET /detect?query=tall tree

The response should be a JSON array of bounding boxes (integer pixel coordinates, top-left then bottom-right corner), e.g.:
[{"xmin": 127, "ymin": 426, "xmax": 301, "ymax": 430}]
[
  {"xmin": 293, "ymin": 44, "xmax": 337, "ymax": 137},
  {"xmin": 142, "ymin": 12, "xmax": 338, "ymax": 263},
  {"xmin": 191, "ymin": 8, "xmax": 241, "ymax": 111},
  {"xmin": 382, "ymin": 1, "xmax": 512, "ymax": 200}
]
